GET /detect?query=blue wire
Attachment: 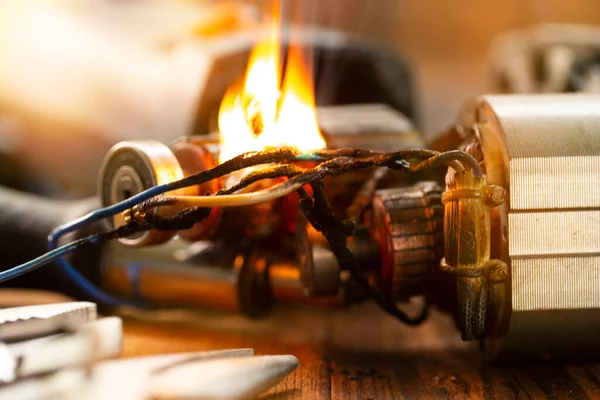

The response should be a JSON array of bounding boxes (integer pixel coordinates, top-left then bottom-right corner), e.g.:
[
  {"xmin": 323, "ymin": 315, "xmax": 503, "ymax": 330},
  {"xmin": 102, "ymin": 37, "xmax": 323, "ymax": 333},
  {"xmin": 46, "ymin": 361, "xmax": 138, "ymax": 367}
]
[
  {"xmin": 49, "ymin": 183, "xmax": 171, "ymax": 240},
  {"xmin": 44, "ymin": 184, "xmax": 174, "ymax": 308},
  {"xmin": 0, "ymin": 239, "xmax": 93, "ymax": 282}
]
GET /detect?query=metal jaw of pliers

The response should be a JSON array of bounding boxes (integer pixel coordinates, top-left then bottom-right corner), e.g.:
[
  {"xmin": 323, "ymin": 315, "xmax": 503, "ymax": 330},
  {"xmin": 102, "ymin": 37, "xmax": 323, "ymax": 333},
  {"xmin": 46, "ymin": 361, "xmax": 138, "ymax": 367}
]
[{"xmin": 0, "ymin": 302, "xmax": 299, "ymax": 399}]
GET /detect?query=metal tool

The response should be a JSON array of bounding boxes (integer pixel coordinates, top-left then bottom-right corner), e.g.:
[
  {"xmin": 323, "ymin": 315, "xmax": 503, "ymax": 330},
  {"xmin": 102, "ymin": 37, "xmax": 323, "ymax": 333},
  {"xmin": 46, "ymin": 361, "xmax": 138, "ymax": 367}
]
[
  {"xmin": 86, "ymin": 349, "xmax": 254, "ymax": 400},
  {"xmin": 0, "ymin": 301, "xmax": 299, "ymax": 399},
  {"xmin": 0, "ymin": 368, "xmax": 87, "ymax": 400},
  {"xmin": 89, "ymin": 350, "xmax": 298, "ymax": 400},
  {"xmin": 0, "ymin": 302, "xmax": 119, "ymax": 399},
  {"xmin": 0, "ymin": 348, "xmax": 299, "ymax": 400},
  {"xmin": 1, "ymin": 317, "xmax": 122, "ymax": 383},
  {"xmin": 0, "ymin": 302, "xmax": 97, "ymax": 342}
]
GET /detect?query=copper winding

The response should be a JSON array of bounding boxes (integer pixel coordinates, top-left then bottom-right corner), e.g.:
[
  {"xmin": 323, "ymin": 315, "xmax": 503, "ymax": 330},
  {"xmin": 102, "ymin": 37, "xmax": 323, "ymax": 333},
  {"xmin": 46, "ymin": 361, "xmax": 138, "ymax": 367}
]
[{"xmin": 440, "ymin": 170, "xmax": 506, "ymax": 340}]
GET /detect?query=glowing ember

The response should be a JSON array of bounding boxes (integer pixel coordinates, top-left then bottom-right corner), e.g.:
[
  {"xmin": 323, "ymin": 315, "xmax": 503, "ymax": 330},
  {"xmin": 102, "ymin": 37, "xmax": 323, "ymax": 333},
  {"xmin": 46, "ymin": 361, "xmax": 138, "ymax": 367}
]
[{"xmin": 217, "ymin": 9, "xmax": 326, "ymax": 164}]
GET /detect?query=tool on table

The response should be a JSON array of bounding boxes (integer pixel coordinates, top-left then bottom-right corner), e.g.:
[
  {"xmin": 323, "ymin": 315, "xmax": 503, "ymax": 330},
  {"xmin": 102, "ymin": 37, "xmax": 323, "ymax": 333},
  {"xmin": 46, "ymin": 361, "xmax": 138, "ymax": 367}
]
[
  {"xmin": 87, "ymin": 349, "xmax": 298, "ymax": 400},
  {"xmin": 1, "ymin": 348, "xmax": 299, "ymax": 400},
  {"xmin": 1, "ymin": 316, "xmax": 122, "ymax": 383},
  {"xmin": 0, "ymin": 301, "xmax": 120, "ymax": 386},
  {"xmin": 0, "ymin": 301, "xmax": 299, "ymax": 399},
  {"xmin": 0, "ymin": 302, "xmax": 97, "ymax": 342}
]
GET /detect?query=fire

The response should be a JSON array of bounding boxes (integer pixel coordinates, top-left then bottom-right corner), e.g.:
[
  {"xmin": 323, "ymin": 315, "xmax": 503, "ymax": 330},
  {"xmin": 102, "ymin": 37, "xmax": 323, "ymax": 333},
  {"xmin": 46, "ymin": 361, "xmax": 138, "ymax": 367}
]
[{"xmin": 217, "ymin": 15, "xmax": 326, "ymax": 163}]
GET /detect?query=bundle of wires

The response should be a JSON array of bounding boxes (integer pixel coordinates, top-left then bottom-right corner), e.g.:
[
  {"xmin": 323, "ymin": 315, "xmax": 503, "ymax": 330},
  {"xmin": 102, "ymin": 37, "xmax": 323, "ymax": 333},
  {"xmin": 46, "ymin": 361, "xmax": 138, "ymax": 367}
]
[{"xmin": 0, "ymin": 147, "xmax": 481, "ymax": 320}]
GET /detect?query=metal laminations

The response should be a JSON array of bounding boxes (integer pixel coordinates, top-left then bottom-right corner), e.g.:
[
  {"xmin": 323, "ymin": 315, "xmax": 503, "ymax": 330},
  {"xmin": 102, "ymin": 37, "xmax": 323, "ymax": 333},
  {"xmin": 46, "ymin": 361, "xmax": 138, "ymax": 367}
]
[{"xmin": 457, "ymin": 94, "xmax": 600, "ymax": 359}]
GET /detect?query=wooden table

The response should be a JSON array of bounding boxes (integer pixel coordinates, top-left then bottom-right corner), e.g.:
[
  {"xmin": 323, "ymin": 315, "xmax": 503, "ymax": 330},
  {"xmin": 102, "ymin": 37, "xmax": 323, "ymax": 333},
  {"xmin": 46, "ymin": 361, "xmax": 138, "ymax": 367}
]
[{"xmin": 120, "ymin": 303, "xmax": 600, "ymax": 399}]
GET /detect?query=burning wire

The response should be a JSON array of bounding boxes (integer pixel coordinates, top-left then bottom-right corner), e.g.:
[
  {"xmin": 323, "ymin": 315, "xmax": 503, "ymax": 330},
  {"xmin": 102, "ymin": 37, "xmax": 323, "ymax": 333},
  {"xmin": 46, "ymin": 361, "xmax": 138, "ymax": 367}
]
[
  {"xmin": 138, "ymin": 150, "xmax": 481, "ymax": 214},
  {"xmin": 0, "ymin": 148, "xmax": 481, "ymax": 312},
  {"xmin": 142, "ymin": 181, "xmax": 305, "ymax": 209}
]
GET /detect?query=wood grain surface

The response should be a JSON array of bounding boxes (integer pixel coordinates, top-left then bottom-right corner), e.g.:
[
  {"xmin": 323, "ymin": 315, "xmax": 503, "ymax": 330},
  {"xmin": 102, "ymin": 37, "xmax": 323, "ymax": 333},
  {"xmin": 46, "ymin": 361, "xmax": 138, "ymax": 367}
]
[{"xmin": 120, "ymin": 303, "xmax": 600, "ymax": 399}]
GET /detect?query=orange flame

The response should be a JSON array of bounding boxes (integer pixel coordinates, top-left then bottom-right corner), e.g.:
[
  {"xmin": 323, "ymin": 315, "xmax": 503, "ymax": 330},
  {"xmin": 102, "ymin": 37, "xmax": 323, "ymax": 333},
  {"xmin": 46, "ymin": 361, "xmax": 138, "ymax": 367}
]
[{"xmin": 218, "ymin": 12, "xmax": 325, "ymax": 163}]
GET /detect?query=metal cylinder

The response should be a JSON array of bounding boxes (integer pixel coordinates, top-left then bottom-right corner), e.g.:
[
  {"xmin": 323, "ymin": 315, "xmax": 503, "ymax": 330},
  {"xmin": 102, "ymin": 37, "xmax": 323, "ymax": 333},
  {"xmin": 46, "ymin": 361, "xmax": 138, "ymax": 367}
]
[
  {"xmin": 101, "ymin": 239, "xmax": 356, "ymax": 316},
  {"xmin": 101, "ymin": 240, "xmax": 272, "ymax": 316},
  {"xmin": 98, "ymin": 140, "xmax": 187, "ymax": 247},
  {"xmin": 454, "ymin": 94, "xmax": 600, "ymax": 359}
]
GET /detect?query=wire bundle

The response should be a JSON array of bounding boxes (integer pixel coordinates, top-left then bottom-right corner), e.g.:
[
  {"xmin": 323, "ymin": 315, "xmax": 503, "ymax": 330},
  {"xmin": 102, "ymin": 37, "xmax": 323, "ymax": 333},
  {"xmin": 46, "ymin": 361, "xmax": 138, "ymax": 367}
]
[{"xmin": 0, "ymin": 147, "xmax": 481, "ymax": 316}]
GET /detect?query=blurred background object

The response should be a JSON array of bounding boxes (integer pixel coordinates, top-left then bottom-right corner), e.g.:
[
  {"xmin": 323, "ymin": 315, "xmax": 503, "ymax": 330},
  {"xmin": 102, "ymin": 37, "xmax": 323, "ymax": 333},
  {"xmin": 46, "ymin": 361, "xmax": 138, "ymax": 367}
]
[
  {"xmin": 0, "ymin": 0, "xmax": 257, "ymax": 195},
  {"xmin": 488, "ymin": 23, "xmax": 600, "ymax": 94},
  {"xmin": 277, "ymin": 0, "xmax": 600, "ymax": 132},
  {"xmin": 3, "ymin": 0, "xmax": 600, "ymax": 196}
]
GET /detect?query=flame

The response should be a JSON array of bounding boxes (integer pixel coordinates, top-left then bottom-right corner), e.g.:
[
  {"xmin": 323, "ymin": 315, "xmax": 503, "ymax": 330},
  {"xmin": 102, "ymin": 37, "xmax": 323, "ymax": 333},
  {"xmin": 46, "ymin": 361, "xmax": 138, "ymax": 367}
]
[{"xmin": 218, "ymin": 14, "xmax": 325, "ymax": 163}]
